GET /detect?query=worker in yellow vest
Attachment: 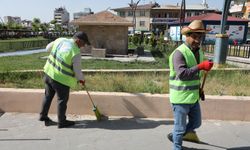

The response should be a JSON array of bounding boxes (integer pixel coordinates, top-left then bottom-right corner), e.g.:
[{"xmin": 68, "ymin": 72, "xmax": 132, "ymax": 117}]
[
  {"xmin": 39, "ymin": 32, "xmax": 90, "ymax": 128},
  {"xmin": 167, "ymin": 20, "xmax": 213, "ymax": 150}
]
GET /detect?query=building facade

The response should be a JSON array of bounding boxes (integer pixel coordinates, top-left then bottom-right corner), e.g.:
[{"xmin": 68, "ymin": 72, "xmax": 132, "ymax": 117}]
[
  {"xmin": 73, "ymin": 8, "xmax": 94, "ymax": 20},
  {"xmin": 168, "ymin": 13, "xmax": 249, "ymax": 44},
  {"xmin": 71, "ymin": 11, "xmax": 133, "ymax": 55},
  {"xmin": 54, "ymin": 7, "xmax": 70, "ymax": 26},
  {"xmin": 3, "ymin": 16, "xmax": 22, "ymax": 24},
  {"xmin": 112, "ymin": 2, "xmax": 160, "ymax": 34},
  {"xmin": 112, "ymin": 0, "xmax": 218, "ymax": 34}
]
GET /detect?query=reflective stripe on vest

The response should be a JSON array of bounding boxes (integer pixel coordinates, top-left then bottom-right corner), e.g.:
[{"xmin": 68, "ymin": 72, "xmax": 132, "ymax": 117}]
[
  {"xmin": 44, "ymin": 38, "xmax": 80, "ymax": 87},
  {"xmin": 169, "ymin": 43, "xmax": 204, "ymax": 104},
  {"xmin": 47, "ymin": 58, "xmax": 74, "ymax": 77},
  {"xmin": 51, "ymin": 52, "xmax": 73, "ymax": 70}
]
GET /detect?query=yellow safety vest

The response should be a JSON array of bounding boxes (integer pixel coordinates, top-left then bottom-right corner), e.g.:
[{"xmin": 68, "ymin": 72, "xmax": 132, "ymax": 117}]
[
  {"xmin": 169, "ymin": 44, "xmax": 204, "ymax": 104},
  {"xmin": 44, "ymin": 38, "xmax": 80, "ymax": 88}
]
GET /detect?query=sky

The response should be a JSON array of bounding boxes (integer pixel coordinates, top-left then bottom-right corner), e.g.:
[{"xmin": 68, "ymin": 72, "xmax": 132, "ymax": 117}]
[{"xmin": 0, "ymin": 0, "xmax": 224, "ymax": 23}]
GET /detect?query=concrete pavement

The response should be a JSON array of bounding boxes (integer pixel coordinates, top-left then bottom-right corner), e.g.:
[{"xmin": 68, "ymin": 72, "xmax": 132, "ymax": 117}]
[{"xmin": 0, "ymin": 113, "xmax": 250, "ymax": 150}]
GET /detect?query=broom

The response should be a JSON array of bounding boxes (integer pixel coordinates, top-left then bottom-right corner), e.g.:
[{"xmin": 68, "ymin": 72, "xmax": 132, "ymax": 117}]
[
  {"xmin": 200, "ymin": 59, "xmax": 212, "ymax": 100},
  {"xmin": 200, "ymin": 71, "xmax": 208, "ymax": 101},
  {"xmin": 85, "ymin": 87, "xmax": 104, "ymax": 121}
]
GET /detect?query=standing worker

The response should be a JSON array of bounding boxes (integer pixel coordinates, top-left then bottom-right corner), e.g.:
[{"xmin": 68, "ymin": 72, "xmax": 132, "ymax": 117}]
[
  {"xmin": 39, "ymin": 31, "xmax": 90, "ymax": 128},
  {"xmin": 167, "ymin": 20, "xmax": 213, "ymax": 150}
]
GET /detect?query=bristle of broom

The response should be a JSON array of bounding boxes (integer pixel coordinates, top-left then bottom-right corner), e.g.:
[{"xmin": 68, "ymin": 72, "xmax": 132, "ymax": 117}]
[{"xmin": 93, "ymin": 106, "xmax": 102, "ymax": 121}]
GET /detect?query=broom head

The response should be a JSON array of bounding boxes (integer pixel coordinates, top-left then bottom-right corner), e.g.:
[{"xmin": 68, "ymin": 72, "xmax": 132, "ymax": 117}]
[{"xmin": 92, "ymin": 105, "xmax": 102, "ymax": 121}]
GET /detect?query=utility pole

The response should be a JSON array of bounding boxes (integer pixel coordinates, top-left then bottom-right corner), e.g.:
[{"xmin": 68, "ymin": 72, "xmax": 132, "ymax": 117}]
[
  {"xmin": 214, "ymin": 0, "xmax": 232, "ymax": 65},
  {"xmin": 129, "ymin": 0, "xmax": 141, "ymax": 34},
  {"xmin": 179, "ymin": 0, "xmax": 186, "ymax": 41}
]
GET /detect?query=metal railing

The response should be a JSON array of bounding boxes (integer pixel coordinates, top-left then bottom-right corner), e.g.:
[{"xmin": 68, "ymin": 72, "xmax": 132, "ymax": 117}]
[
  {"xmin": 202, "ymin": 44, "xmax": 250, "ymax": 58},
  {"xmin": 172, "ymin": 42, "xmax": 250, "ymax": 58}
]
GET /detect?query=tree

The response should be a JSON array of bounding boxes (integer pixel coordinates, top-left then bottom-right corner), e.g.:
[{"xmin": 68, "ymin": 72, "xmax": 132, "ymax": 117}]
[
  {"xmin": 40, "ymin": 23, "xmax": 49, "ymax": 32},
  {"xmin": 129, "ymin": 0, "xmax": 141, "ymax": 34},
  {"xmin": 32, "ymin": 18, "xmax": 41, "ymax": 32}
]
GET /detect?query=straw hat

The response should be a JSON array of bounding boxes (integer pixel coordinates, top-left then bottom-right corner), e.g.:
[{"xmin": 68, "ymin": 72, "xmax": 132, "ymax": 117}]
[{"xmin": 181, "ymin": 20, "xmax": 211, "ymax": 35}]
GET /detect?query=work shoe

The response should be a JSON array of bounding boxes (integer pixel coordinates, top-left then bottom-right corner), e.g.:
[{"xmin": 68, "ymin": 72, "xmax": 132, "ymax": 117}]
[
  {"xmin": 167, "ymin": 133, "xmax": 173, "ymax": 142},
  {"xmin": 39, "ymin": 116, "xmax": 57, "ymax": 126},
  {"xmin": 39, "ymin": 116, "xmax": 52, "ymax": 122},
  {"xmin": 183, "ymin": 131, "xmax": 200, "ymax": 143},
  {"xmin": 58, "ymin": 120, "xmax": 75, "ymax": 128}
]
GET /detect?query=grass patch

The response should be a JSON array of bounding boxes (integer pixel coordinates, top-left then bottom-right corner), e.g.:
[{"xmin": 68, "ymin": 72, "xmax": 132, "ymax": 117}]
[
  {"xmin": 0, "ymin": 70, "xmax": 250, "ymax": 96},
  {"xmin": 0, "ymin": 49, "xmax": 169, "ymax": 72}
]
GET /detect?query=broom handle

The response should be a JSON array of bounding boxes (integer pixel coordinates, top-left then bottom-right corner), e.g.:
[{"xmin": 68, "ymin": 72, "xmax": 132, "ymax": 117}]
[
  {"xmin": 201, "ymin": 59, "xmax": 212, "ymax": 90},
  {"xmin": 200, "ymin": 71, "xmax": 208, "ymax": 91},
  {"xmin": 85, "ymin": 87, "xmax": 96, "ymax": 107}
]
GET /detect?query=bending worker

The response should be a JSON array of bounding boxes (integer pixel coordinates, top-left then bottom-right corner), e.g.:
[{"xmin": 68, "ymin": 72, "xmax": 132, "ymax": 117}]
[
  {"xmin": 39, "ymin": 31, "xmax": 90, "ymax": 128},
  {"xmin": 167, "ymin": 20, "xmax": 213, "ymax": 150}
]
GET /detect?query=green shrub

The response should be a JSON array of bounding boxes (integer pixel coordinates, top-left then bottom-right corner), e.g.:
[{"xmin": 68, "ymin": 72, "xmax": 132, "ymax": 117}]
[
  {"xmin": 144, "ymin": 36, "xmax": 149, "ymax": 45},
  {"xmin": 149, "ymin": 33, "xmax": 156, "ymax": 48},
  {"xmin": 132, "ymin": 34, "xmax": 139, "ymax": 46}
]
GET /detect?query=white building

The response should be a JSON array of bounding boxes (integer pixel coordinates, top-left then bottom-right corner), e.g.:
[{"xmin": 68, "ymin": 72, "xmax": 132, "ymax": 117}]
[{"xmin": 21, "ymin": 20, "xmax": 32, "ymax": 29}]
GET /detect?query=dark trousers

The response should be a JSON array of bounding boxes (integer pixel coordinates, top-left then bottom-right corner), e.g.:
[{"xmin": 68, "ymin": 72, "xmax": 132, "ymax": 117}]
[{"xmin": 40, "ymin": 74, "xmax": 70, "ymax": 123}]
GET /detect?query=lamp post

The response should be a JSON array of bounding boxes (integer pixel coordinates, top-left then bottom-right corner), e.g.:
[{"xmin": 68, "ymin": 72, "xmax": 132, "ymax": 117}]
[
  {"xmin": 129, "ymin": 0, "xmax": 141, "ymax": 34},
  {"xmin": 214, "ymin": 0, "xmax": 232, "ymax": 65},
  {"xmin": 179, "ymin": 0, "xmax": 186, "ymax": 41}
]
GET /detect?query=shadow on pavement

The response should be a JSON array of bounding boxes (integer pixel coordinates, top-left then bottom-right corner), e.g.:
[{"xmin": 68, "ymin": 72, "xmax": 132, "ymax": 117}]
[
  {"xmin": 0, "ymin": 138, "xmax": 51, "ymax": 141},
  {"xmin": 227, "ymin": 147, "xmax": 250, "ymax": 150},
  {"xmin": 0, "ymin": 108, "xmax": 4, "ymax": 118},
  {"xmin": 181, "ymin": 140, "xmax": 229, "ymax": 150},
  {"xmin": 0, "ymin": 108, "xmax": 7, "ymax": 131},
  {"xmin": 183, "ymin": 147, "xmax": 209, "ymax": 150},
  {"xmin": 72, "ymin": 117, "xmax": 174, "ymax": 130}
]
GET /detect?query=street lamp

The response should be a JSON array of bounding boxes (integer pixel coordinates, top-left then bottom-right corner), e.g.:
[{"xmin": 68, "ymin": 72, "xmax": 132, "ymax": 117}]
[
  {"xmin": 129, "ymin": 0, "xmax": 141, "ymax": 34},
  {"xmin": 179, "ymin": 0, "xmax": 186, "ymax": 41}
]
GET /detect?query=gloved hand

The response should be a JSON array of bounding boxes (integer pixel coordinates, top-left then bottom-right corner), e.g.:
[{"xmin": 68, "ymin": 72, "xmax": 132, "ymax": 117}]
[
  {"xmin": 199, "ymin": 88, "xmax": 205, "ymax": 101},
  {"xmin": 79, "ymin": 80, "xmax": 85, "ymax": 86},
  {"xmin": 197, "ymin": 60, "xmax": 213, "ymax": 71}
]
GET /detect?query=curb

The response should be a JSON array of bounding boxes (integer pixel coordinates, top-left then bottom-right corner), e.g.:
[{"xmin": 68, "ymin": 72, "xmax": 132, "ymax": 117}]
[{"xmin": 0, "ymin": 88, "xmax": 250, "ymax": 121}]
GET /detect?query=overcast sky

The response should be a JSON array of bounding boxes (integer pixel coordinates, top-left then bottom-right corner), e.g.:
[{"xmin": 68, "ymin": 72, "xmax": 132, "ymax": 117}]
[{"xmin": 0, "ymin": 0, "xmax": 224, "ymax": 23}]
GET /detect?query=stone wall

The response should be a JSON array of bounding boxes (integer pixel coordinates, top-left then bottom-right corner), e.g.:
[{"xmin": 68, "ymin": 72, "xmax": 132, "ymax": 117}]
[{"xmin": 79, "ymin": 25, "xmax": 128, "ymax": 55}]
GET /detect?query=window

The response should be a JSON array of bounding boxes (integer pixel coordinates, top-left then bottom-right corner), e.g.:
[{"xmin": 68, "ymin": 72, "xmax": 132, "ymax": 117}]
[
  {"xmin": 119, "ymin": 11, "xmax": 125, "ymax": 17},
  {"xmin": 139, "ymin": 21, "xmax": 145, "ymax": 27},
  {"xmin": 128, "ymin": 11, "xmax": 133, "ymax": 16},
  {"xmin": 195, "ymin": 12, "xmax": 200, "ymax": 16},
  {"xmin": 140, "ymin": 11, "xmax": 145, "ymax": 16},
  {"xmin": 187, "ymin": 12, "xmax": 192, "ymax": 17}
]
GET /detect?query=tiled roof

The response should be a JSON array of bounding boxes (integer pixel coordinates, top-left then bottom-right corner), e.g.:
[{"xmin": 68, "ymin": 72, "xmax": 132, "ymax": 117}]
[
  {"xmin": 112, "ymin": 3, "xmax": 159, "ymax": 10},
  {"xmin": 184, "ymin": 13, "xmax": 249, "ymax": 22},
  {"xmin": 71, "ymin": 11, "xmax": 133, "ymax": 26},
  {"xmin": 154, "ymin": 4, "xmax": 217, "ymax": 11}
]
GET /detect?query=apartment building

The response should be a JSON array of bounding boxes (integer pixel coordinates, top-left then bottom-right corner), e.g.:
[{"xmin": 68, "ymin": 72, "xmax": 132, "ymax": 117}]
[
  {"xmin": 3, "ymin": 16, "xmax": 22, "ymax": 24},
  {"xmin": 113, "ymin": 0, "xmax": 218, "ymax": 34},
  {"xmin": 112, "ymin": 2, "xmax": 160, "ymax": 33},
  {"xmin": 230, "ymin": 0, "xmax": 250, "ymax": 36},
  {"xmin": 54, "ymin": 7, "xmax": 70, "ymax": 26}
]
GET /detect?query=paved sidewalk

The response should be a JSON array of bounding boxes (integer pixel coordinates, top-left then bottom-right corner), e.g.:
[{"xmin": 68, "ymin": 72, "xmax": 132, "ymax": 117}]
[{"xmin": 0, "ymin": 113, "xmax": 250, "ymax": 150}]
